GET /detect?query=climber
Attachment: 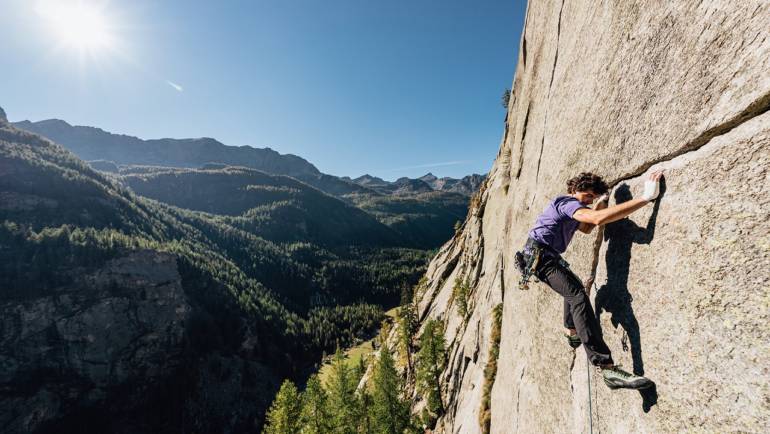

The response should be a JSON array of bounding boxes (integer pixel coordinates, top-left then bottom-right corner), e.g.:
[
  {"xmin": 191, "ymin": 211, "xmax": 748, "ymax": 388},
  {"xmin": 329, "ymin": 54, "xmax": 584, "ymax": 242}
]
[{"xmin": 515, "ymin": 170, "xmax": 663, "ymax": 390}]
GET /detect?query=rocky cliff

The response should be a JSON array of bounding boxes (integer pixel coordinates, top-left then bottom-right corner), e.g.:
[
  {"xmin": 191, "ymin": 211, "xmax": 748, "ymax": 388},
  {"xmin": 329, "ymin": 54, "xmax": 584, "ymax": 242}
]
[
  {"xmin": 397, "ymin": 1, "xmax": 770, "ymax": 433},
  {"xmin": 0, "ymin": 248, "xmax": 280, "ymax": 434},
  {"xmin": 0, "ymin": 251, "xmax": 190, "ymax": 432}
]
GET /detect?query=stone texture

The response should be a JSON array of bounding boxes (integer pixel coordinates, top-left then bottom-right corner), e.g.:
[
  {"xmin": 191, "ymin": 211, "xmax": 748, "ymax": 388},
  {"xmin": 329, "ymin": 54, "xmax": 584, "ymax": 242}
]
[
  {"xmin": 393, "ymin": 1, "xmax": 770, "ymax": 433},
  {"xmin": 588, "ymin": 113, "xmax": 770, "ymax": 433},
  {"xmin": 0, "ymin": 250, "xmax": 191, "ymax": 433}
]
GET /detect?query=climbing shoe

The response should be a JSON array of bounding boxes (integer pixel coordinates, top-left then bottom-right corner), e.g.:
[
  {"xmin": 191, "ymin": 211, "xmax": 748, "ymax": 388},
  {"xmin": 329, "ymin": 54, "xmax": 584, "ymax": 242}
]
[
  {"xmin": 564, "ymin": 333, "xmax": 581, "ymax": 349},
  {"xmin": 601, "ymin": 365, "xmax": 653, "ymax": 390}
]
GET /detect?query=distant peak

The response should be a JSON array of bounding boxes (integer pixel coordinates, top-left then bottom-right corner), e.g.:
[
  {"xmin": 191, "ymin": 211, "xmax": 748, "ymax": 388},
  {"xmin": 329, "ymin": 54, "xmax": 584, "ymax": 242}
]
[
  {"xmin": 354, "ymin": 174, "xmax": 384, "ymax": 181},
  {"xmin": 0, "ymin": 106, "xmax": 6, "ymax": 122},
  {"xmin": 418, "ymin": 172, "xmax": 439, "ymax": 182},
  {"xmin": 37, "ymin": 118, "xmax": 72, "ymax": 128}
]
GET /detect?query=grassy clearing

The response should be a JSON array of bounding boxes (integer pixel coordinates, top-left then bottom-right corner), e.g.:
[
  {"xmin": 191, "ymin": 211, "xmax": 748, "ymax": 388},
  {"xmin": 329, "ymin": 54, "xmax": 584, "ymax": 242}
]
[{"xmin": 318, "ymin": 307, "xmax": 399, "ymax": 385}]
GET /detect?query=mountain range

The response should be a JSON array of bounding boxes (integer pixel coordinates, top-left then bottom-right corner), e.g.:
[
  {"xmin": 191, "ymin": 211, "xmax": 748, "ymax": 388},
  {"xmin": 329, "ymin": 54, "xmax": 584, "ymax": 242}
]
[
  {"xmin": 345, "ymin": 172, "xmax": 485, "ymax": 196},
  {"xmin": 12, "ymin": 115, "xmax": 485, "ymax": 251},
  {"xmin": 13, "ymin": 118, "xmax": 485, "ymax": 199}
]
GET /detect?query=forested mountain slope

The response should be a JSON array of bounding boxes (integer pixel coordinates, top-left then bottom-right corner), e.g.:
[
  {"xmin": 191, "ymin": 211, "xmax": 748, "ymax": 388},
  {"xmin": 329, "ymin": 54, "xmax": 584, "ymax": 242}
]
[
  {"xmin": 13, "ymin": 117, "xmax": 483, "ymax": 250},
  {"xmin": 345, "ymin": 191, "xmax": 469, "ymax": 249},
  {"xmin": 0, "ymin": 119, "xmax": 430, "ymax": 432},
  {"xmin": 122, "ymin": 166, "xmax": 401, "ymax": 248}
]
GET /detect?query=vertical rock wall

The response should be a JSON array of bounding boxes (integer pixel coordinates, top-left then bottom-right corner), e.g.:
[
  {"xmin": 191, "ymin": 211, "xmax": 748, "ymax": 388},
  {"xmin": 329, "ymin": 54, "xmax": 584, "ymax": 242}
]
[{"xmin": 404, "ymin": 1, "xmax": 770, "ymax": 433}]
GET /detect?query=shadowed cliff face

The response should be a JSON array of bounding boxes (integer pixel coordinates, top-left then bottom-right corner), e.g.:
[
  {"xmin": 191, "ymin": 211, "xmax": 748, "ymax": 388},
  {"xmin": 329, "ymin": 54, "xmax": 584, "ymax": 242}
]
[
  {"xmin": 391, "ymin": 1, "xmax": 770, "ymax": 433},
  {"xmin": 0, "ymin": 251, "xmax": 191, "ymax": 432},
  {"xmin": 0, "ymin": 250, "xmax": 279, "ymax": 434}
]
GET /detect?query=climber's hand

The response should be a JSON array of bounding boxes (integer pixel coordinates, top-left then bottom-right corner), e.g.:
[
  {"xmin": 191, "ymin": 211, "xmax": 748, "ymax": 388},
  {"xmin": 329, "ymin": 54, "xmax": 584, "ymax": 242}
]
[{"xmin": 641, "ymin": 170, "xmax": 664, "ymax": 201}]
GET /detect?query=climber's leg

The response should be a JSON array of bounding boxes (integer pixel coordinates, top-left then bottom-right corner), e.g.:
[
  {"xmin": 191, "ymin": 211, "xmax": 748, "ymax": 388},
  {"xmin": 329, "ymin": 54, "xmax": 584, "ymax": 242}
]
[
  {"xmin": 537, "ymin": 257, "xmax": 612, "ymax": 365},
  {"xmin": 537, "ymin": 258, "xmax": 652, "ymax": 389},
  {"xmin": 564, "ymin": 299, "xmax": 575, "ymax": 330},
  {"xmin": 563, "ymin": 301, "xmax": 581, "ymax": 349}
]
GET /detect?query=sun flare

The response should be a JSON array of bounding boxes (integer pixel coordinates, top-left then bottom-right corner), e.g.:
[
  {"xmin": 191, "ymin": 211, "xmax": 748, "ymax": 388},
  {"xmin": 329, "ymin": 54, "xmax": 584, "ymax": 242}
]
[{"xmin": 36, "ymin": 1, "xmax": 115, "ymax": 53}]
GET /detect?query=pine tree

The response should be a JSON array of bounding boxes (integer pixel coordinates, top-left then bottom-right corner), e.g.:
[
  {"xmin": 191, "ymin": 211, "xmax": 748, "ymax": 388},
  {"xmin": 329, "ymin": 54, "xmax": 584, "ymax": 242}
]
[
  {"xmin": 300, "ymin": 374, "xmax": 331, "ymax": 434},
  {"xmin": 397, "ymin": 303, "xmax": 417, "ymax": 377},
  {"xmin": 358, "ymin": 388, "xmax": 373, "ymax": 434},
  {"xmin": 263, "ymin": 380, "xmax": 302, "ymax": 434},
  {"xmin": 452, "ymin": 278, "xmax": 470, "ymax": 320},
  {"xmin": 416, "ymin": 319, "xmax": 446, "ymax": 421},
  {"xmin": 371, "ymin": 344, "xmax": 411, "ymax": 434},
  {"xmin": 479, "ymin": 303, "xmax": 504, "ymax": 434},
  {"xmin": 326, "ymin": 348, "xmax": 359, "ymax": 434},
  {"xmin": 500, "ymin": 88, "xmax": 511, "ymax": 108}
]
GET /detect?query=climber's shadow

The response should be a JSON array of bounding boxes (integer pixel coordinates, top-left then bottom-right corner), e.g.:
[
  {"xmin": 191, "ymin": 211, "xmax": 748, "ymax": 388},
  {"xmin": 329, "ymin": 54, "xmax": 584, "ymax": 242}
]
[{"xmin": 595, "ymin": 179, "xmax": 665, "ymax": 412}]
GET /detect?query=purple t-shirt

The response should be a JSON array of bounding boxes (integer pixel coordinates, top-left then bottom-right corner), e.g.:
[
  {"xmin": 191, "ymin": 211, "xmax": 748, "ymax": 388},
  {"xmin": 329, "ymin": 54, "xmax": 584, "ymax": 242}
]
[{"xmin": 527, "ymin": 195, "xmax": 587, "ymax": 254}]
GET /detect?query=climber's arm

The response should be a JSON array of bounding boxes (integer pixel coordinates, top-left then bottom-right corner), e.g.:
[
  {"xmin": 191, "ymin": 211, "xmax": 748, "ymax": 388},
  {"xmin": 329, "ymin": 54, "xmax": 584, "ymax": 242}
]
[
  {"xmin": 574, "ymin": 171, "xmax": 663, "ymax": 227},
  {"xmin": 577, "ymin": 195, "xmax": 609, "ymax": 233},
  {"xmin": 574, "ymin": 199, "xmax": 648, "ymax": 226}
]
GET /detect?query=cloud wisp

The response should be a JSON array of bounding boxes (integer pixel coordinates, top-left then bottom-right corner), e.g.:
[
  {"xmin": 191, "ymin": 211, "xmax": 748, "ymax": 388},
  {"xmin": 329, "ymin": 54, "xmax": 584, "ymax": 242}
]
[
  {"xmin": 381, "ymin": 160, "xmax": 474, "ymax": 173},
  {"xmin": 166, "ymin": 80, "xmax": 184, "ymax": 92}
]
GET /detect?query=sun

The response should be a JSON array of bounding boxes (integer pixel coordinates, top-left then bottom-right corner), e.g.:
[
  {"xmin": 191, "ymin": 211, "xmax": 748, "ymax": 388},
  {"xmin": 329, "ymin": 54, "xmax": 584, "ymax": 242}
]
[{"xmin": 36, "ymin": 1, "xmax": 115, "ymax": 53}]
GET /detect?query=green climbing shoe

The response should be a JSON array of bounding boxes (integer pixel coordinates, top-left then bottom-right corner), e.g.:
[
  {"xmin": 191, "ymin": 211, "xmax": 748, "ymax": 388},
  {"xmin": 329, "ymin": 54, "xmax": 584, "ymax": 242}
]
[
  {"xmin": 564, "ymin": 333, "xmax": 581, "ymax": 349},
  {"xmin": 601, "ymin": 366, "xmax": 653, "ymax": 390}
]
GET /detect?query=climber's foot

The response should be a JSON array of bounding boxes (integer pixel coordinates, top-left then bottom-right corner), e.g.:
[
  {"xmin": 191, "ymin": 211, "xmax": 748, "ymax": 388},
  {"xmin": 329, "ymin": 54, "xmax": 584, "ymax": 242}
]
[
  {"xmin": 601, "ymin": 365, "xmax": 653, "ymax": 390},
  {"xmin": 564, "ymin": 333, "xmax": 581, "ymax": 349}
]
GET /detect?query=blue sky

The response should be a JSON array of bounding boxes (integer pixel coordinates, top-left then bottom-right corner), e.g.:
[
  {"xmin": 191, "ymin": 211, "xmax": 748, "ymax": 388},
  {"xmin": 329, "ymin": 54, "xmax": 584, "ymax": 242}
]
[{"xmin": 0, "ymin": 0, "xmax": 526, "ymax": 180}]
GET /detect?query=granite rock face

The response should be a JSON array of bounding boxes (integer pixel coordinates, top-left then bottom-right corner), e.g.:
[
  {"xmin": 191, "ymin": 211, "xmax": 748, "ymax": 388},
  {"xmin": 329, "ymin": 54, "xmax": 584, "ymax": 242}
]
[{"xmin": 396, "ymin": 1, "xmax": 770, "ymax": 433}]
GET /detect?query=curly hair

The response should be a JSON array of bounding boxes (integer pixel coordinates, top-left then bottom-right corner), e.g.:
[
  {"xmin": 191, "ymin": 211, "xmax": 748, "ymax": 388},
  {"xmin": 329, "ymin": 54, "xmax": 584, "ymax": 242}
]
[{"xmin": 566, "ymin": 172, "xmax": 609, "ymax": 194}]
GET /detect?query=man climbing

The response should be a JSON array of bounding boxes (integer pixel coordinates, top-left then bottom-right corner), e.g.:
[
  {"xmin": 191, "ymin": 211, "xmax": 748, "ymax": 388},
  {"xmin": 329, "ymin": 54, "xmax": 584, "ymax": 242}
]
[{"xmin": 516, "ymin": 171, "xmax": 663, "ymax": 390}]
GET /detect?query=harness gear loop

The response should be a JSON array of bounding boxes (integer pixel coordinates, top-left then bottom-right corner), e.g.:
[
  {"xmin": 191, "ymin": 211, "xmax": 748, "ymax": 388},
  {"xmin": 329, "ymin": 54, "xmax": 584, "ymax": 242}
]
[
  {"xmin": 516, "ymin": 238, "xmax": 562, "ymax": 290},
  {"xmin": 516, "ymin": 243, "xmax": 542, "ymax": 290}
]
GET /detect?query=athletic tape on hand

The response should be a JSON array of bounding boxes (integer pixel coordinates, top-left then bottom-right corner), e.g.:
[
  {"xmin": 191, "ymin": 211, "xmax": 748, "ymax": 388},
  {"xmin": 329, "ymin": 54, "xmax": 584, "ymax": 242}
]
[{"xmin": 641, "ymin": 180, "xmax": 660, "ymax": 201}]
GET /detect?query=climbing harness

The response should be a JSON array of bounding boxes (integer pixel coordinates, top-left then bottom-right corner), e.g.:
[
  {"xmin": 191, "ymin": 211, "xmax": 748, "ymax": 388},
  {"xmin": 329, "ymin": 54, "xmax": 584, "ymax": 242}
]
[
  {"xmin": 515, "ymin": 250, "xmax": 539, "ymax": 290},
  {"xmin": 515, "ymin": 238, "xmax": 546, "ymax": 290},
  {"xmin": 515, "ymin": 238, "xmax": 572, "ymax": 290}
]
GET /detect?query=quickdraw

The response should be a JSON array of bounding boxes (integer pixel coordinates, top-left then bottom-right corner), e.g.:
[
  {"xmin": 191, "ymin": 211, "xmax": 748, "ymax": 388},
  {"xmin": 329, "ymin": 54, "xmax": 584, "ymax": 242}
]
[{"xmin": 515, "ymin": 242, "xmax": 544, "ymax": 290}]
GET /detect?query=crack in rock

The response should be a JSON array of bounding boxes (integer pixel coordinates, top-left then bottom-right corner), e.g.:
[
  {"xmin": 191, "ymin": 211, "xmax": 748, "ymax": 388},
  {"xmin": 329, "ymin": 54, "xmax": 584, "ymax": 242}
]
[
  {"xmin": 515, "ymin": 102, "xmax": 532, "ymax": 180},
  {"xmin": 608, "ymin": 89, "xmax": 770, "ymax": 186},
  {"xmin": 548, "ymin": 0, "xmax": 566, "ymax": 93},
  {"xmin": 586, "ymin": 90, "xmax": 770, "ymax": 280}
]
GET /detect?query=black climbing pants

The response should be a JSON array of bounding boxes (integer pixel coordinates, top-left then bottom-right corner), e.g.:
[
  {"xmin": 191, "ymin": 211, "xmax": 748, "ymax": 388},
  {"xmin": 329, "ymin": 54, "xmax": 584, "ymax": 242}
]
[{"xmin": 535, "ymin": 256, "xmax": 614, "ymax": 366}]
